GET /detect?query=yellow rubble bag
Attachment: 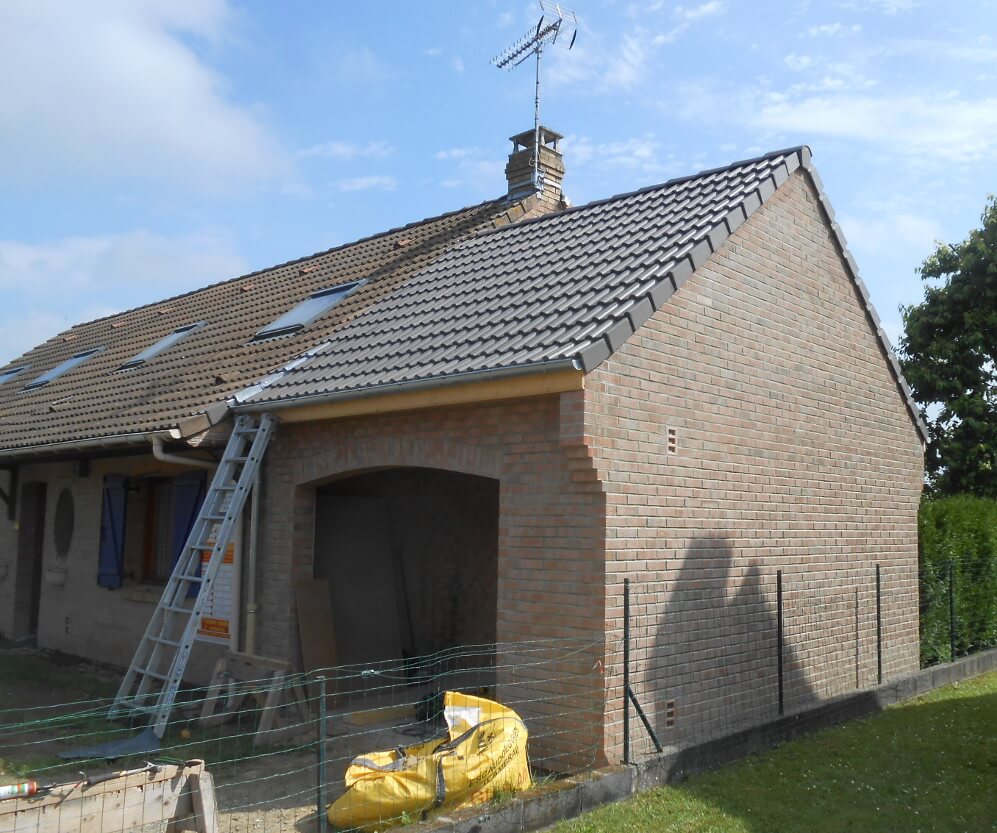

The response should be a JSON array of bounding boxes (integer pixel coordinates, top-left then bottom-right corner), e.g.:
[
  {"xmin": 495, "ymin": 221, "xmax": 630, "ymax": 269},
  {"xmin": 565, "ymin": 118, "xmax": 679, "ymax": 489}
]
[{"xmin": 328, "ymin": 691, "xmax": 531, "ymax": 831}]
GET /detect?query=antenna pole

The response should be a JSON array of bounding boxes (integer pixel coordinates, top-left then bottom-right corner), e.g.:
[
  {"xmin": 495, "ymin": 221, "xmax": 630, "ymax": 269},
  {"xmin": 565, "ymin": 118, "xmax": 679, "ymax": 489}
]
[{"xmin": 534, "ymin": 44, "xmax": 542, "ymax": 192}]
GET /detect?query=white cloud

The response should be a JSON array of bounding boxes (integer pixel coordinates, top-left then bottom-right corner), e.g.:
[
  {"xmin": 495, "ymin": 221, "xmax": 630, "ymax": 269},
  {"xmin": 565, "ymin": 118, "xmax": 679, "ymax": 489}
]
[
  {"xmin": 838, "ymin": 211, "xmax": 943, "ymax": 258},
  {"xmin": 452, "ymin": 55, "xmax": 465, "ymax": 73},
  {"xmin": 675, "ymin": 1, "xmax": 725, "ymax": 21},
  {"xmin": 807, "ymin": 22, "xmax": 862, "ymax": 37},
  {"xmin": 0, "ymin": 230, "xmax": 248, "ymax": 363},
  {"xmin": 784, "ymin": 53, "xmax": 815, "ymax": 71},
  {"xmin": 563, "ymin": 134, "xmax": 667, "ymax": 176},
  {"xmin": 335, "ymin": 175, "xmax": 398, "ymax": 192},
  {"xmin": 497, "ymin": 11, "xmax": 514, "ymax": 27},
  {"xmin": 654, "ymin": 1, "xmax": 726, "ymax": 45},
  {"xmin": 754, "ymin": 92, "xmax": 997, "ymax": 163},
  {"xmin": 299, "ymin": 140, "xmax": 396, "ymax": 160},
  {"xmin": 841, "ymin": 0, "xmax": 919, "ymax": 13},
  {"xmin": 0, "ymin": 0, "xmax": 286, "ymax": 187},
  {"xmin": 435, "ymin": 147, "xmax": 480, "ymax": 160},
  {"xmin": 603, "ymin": 33, "xmax": 648, "ymax": 90},
  {"xmin": 549, "ymin": 30, "xmax": 650, "ymax": 92}
]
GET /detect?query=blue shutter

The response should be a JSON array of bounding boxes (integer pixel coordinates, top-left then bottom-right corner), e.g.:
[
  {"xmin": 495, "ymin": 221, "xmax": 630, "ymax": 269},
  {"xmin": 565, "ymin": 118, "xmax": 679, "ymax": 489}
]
[
  {"xmin": 171, "ymin": 473, "xmax": 206, "ymax": 598},
  {"xmin": 98, "ymin": 475, "xmax": 128, "ymax": 589}
]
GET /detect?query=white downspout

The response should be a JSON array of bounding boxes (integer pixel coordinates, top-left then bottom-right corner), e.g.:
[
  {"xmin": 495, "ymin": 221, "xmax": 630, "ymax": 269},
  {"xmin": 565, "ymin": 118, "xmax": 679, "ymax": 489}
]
[
  {"xmin": 244, "ymin": 466, "xmax": 262, "ymax": 655},
  {"xmin": 151, "ymin": 434, "xmax": 215, "ymax": 470}
]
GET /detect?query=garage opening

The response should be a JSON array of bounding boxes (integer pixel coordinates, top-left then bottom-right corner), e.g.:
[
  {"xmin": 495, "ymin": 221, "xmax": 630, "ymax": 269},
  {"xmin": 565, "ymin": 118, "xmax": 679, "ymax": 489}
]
[{"xmin": 313, "ymin": 467, "xmax": 499, "ymax": 688}]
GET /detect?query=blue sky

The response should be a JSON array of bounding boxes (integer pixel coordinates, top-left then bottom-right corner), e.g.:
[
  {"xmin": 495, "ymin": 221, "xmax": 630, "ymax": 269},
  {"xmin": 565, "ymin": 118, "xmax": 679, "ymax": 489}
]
[{"xmin": 1, "ymin": 0, "xmax": 995, "ymax": 366}]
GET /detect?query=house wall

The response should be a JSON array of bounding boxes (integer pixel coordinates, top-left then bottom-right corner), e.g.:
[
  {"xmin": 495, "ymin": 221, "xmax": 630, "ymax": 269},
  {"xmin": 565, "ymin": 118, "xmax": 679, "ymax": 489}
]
[
  {"xmin": 584, "ymin": 170, "xmax": 925, "ymax": 760},
  {"xmin": 254, "ymin": 394, "xmax": 608, "ymax": 769},
  {"xmin": 0, "ymin": 455, "xmax": 225, "ymax": 683}
]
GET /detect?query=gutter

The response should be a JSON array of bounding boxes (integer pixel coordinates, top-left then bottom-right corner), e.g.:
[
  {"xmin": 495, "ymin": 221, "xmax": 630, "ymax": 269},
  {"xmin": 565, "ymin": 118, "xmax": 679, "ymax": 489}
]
[
  {"xmin": 231, "ymin": 357, "xmax": 582, "ymax": 414},
  {"xmin": 0, "ymin": 401, "xmax": 231, "ymax": 465}
]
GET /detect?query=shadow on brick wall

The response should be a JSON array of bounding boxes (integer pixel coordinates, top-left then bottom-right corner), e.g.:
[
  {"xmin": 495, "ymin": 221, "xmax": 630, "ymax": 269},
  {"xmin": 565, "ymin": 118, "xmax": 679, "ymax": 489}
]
[{"xmin": 644, "ymin": 536, "xmax": 818, "ymax": 752}]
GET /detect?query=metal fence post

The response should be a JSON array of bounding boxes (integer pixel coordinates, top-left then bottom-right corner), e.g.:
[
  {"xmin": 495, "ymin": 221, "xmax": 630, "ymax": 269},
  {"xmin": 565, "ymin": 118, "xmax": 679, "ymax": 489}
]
[
  {"xmin": 776, "ymin": 570, "xmax": 784, "ymax": 715},
  {"xmin": 876, "ymin": 564, "xmax": 882, "ymax": 685},
  {"xmin": 623, "ymin": 578, "xmax": 631, "ymax": 765},
  {"xmin": 948, "ymin": 559, "xmax": 957, "ymax": 662},
  {"xmin": 317, "ymin": 674, "xmax": 327, "ymax": 833}
]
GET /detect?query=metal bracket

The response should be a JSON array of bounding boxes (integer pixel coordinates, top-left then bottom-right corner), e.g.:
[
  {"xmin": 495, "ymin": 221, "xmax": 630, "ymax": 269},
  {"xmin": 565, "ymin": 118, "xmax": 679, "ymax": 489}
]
[{"xmin": 0, "ymin": 467, "xmax": 18, "ymax": 522}]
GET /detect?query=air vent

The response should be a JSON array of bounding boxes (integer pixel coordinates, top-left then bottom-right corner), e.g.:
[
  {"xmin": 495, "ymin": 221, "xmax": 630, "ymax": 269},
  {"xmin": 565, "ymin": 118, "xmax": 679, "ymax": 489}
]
[
  {"xmin": 667, "ymin": 427, "xmax": 678, "ymax": 454},
  {"xmin": 663, "ymin": 700, "xmax": 677, "ymax": 727}
]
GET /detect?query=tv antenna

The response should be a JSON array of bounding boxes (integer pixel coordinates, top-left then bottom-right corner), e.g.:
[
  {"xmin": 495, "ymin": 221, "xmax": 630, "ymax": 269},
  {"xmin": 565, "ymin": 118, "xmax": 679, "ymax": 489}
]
[{"xmin": 492, "ymin": 1, "xmax": 578, "ymax": 194}]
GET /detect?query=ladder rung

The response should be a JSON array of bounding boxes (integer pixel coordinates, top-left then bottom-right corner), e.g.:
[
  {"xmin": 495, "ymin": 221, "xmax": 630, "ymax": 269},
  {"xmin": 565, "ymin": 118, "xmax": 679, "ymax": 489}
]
[
  {"xmin": 136, "ymin": 668, "xmax": 170, "ymax": 682},
  {"xmin": 150, "ymin": 636, "xmax": 181, "ymax": 648},
  {"xmin": 177, "ymin": 573, "xmax": 203, "ymax": 582},
  {"xmin": 203, "ymin": 513, "xmax": 227, "ymax": 521},
  {"xmin": 162, "ymin": 604, "xmax": 190, "ymax": 614}
]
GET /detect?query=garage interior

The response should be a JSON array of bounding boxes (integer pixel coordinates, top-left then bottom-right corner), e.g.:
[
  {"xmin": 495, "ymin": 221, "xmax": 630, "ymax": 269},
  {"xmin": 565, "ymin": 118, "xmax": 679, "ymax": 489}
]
[{"xmin": 313, "ymin": 467, "xmax": 499, "ymax": 697}]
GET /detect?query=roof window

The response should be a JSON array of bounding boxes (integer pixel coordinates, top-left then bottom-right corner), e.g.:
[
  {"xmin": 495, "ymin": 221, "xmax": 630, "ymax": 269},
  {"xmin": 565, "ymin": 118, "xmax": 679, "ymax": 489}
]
[
  {"xmin": 253, "ymin": 281, "xmax": 361, "ymax": 341},
  {"xmin": 24, "ymin": 348, "xmax": 102, "ymax": 390},
  {"xmin": 119, "ymin": 322, "xmax": 205, "ymax": 370},
  {"xmin": 0, "ymin": 366, "xmax": 28, "ymax": 385}
]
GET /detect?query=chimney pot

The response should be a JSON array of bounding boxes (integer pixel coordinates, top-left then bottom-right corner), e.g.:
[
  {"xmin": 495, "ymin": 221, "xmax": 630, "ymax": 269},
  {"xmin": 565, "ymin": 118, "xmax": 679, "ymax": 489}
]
[{"xmin": 505, "ymin": 125, "xmax": 567, "ymax": 211}]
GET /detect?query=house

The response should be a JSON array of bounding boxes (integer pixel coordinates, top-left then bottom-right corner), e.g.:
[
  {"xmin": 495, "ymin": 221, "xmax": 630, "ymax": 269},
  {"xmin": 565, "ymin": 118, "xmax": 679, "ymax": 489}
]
[{"xmin": 0, "ymin": 127, "xmax": 926, "ymax": 766}]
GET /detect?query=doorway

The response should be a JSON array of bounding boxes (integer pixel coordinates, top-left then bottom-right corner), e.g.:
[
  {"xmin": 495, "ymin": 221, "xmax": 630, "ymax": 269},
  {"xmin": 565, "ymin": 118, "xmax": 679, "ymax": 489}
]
[{"xmin": 13, "ymin": 483, "xmax": 46, "ymax": 639}]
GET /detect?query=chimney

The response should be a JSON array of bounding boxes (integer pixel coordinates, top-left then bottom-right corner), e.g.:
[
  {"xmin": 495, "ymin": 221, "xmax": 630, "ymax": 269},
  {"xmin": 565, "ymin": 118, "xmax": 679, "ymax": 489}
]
[{"xmin": 505, "ymin": 126, "xmax": 567, "ymax": 211}]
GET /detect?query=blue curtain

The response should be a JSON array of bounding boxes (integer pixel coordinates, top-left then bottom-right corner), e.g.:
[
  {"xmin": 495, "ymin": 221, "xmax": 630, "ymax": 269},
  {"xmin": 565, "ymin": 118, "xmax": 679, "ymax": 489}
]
[
  {"xmin": 97, "ymin": 475, "xmax": 128, "ymax": 589},
  {"xmin": 171, "ymin": 473, "xmax": 207, "ymax": 598}
]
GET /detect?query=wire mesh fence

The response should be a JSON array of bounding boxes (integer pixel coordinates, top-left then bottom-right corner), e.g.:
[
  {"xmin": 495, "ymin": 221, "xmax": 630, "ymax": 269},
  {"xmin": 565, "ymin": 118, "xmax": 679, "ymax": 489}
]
[
  {"xmin": 0, "ymin": 637, "xmax": 605, "ymax": 832},
  {"xmin": 918, "ymin": 551, "xmax": 997, "ymax": 666},
  {"xmin": 618, "ymin": 552, "xmax": 992, "ymax": 763}
]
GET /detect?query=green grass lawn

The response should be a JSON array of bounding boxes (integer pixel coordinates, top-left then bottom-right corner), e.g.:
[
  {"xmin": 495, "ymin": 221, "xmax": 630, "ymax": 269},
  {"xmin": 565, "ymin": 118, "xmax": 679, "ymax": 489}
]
[{"xmin": 554, "ymin": 671, "xmax": 997, "ymax": 833}]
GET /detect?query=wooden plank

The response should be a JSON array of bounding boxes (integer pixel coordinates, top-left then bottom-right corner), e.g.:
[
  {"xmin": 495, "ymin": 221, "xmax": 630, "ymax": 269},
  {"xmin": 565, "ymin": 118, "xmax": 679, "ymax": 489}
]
[
  {"xmin": 198, "ymin": 656, "xmax": 228, "ymax": 726},
  {"xmin": 191, "ymin": 772, "xmax": 218, "ymax": 833},
  {"xmin": 294, "ymin": 578, "xmax": 338, "ymax": 672},
  {"xmin": 0, "ymin": 761, "xmax": 203, "ymax": 833}
]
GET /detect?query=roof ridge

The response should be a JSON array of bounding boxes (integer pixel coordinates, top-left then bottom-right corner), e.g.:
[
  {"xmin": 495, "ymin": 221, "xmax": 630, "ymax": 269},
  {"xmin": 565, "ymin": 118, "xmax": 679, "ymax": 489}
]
[
  {"xmin": 60, "ymin": 196, "xmax": 512, "ymax": 334},
  {"xmin": 468, "ymin": 145, "xmax": 810, "ymax": 241}
]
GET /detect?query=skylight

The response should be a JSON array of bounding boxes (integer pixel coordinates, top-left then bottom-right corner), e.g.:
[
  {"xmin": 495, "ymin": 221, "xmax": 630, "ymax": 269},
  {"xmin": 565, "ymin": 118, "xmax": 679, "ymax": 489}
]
[
  {"xmin": 253, "ymin": 281, "xmax": 362, "ymax": 341},
  {"xmin": 24, "ymin": 348, "xmax": 102, "ymax": 391},
  {"xmin": 119, "ymin": 322, "xmax": 205, "ymax": 370},
  {"xmin": 0, "ymin": 366, "xmax": 28, "ymax": 385}
]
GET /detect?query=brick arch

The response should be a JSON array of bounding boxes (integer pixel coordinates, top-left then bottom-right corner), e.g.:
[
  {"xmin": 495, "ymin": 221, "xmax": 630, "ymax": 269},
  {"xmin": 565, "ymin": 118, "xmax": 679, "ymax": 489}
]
[{"xmin": 295, "ymin": 436, "xmax": 504, "ymax": 488}]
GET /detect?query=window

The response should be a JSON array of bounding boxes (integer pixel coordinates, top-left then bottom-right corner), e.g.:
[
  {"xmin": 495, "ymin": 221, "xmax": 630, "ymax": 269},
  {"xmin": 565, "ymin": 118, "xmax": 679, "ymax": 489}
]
[
  {"xmin": 0, "ymin": 366, "xmax": 28, "ymax": 384},
  {"xmin": 97, "ymin": 473, "xmax": 206, "ymax": 588},
  {"xmin": 118, "ymin": 322, "xmax": 205, "ymax": 370},
  {"xmin": 253, "ymin": 281, "xmax": 361, "ymax": 341},
  {"xmin": 24, "ymin": 348, "xmax": 102, "ymax": 390}
]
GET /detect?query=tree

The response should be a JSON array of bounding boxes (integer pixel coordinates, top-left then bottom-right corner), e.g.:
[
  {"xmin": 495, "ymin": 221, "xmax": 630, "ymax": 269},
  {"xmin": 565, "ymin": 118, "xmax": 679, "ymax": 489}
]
[{"xmin": 899, "ymin": 197, "xmax": 997, "ymax": 497}]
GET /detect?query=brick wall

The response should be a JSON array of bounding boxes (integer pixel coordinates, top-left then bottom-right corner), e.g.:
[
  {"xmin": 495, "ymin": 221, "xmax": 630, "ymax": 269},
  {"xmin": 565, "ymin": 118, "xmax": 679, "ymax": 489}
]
[
  {"xmin": 255, "ymin": 395, "xmax": 608, "ymax": 768},
  {"xmin": 584, "ymin": 170, "xmax": 925, "ymax": 760}
]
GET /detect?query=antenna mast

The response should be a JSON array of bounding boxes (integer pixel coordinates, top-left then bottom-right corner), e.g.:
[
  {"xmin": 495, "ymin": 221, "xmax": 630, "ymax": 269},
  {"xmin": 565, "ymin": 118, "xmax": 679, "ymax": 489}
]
[{"xmin": 492, "ymin": 1, "xmax": 578, "ymax": 194}]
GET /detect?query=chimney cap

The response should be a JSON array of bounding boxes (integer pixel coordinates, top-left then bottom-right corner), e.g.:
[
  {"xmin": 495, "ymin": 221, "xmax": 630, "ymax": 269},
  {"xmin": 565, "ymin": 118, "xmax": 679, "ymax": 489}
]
[{"xmin": 509, "ymin": 126, "xmax": 563, "ymax": 151}]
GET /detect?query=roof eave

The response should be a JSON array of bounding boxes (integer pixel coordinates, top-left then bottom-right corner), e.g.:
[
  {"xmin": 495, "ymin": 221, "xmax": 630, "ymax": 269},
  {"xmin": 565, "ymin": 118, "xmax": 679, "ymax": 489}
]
[{"xmin": 233, "ymin": 358, "xmax": 583, "ymax": 421}]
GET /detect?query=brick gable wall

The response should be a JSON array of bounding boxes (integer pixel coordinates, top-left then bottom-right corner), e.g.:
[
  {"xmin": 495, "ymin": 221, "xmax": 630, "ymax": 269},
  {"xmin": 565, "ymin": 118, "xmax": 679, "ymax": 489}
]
[{"xmin": 584, "ymin": 170, "xmax": 924, "ymax": 760}]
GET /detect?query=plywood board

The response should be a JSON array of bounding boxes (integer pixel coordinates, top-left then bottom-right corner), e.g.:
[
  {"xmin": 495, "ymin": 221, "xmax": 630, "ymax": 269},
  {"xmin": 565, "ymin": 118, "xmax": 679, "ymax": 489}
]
[{"xmin": 295, "ymin": 577, "xmax": 338, "ymax": 672}]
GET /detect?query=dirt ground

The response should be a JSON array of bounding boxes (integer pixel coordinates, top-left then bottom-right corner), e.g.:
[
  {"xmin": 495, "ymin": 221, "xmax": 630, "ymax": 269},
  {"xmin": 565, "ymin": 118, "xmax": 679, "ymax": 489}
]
[{"xmin": 0, "ymin": 643, "xmax": 434, "ymax": 832}]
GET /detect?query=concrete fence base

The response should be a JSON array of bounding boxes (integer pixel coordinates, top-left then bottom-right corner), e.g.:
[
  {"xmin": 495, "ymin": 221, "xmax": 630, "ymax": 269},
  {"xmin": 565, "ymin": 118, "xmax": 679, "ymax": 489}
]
[{"xmin": 411, "ymin": 648, "xmax": 997, "ymax": 833}]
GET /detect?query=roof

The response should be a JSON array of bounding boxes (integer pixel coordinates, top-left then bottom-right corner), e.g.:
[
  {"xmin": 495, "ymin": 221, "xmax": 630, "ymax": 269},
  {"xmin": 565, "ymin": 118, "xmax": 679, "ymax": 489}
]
[
  {"xmin": 243, "ymin": 147, "xmax": 928, "ymax": 443},
  {"xmin": 0, "ymin": 198, "xmax": 523, "ymax": 457},
  {"xmin": 0, "ymin": 146, "xmax": 929, "ymax": 459}
]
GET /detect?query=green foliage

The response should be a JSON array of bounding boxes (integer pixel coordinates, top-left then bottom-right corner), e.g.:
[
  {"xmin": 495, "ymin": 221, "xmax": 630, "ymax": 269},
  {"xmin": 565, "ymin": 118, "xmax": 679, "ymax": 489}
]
[
  {"xmin": 552, "ymin": 671, "xmax": 997, "ymax": 833},
  {"xmin": 899, "ymin": 197, "xmax": 997, "ymax": 496},
  {"xmin": 918, "ymin": 495, "xmax": 997, "ymax": 665}
]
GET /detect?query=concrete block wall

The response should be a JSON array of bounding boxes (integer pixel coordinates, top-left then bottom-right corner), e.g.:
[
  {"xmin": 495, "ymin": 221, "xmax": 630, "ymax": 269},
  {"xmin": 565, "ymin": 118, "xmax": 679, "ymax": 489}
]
[
  {"xmin": 0, "ymin": 455, "xmax": 223, "ymax": 683},
  {"xmin": 584, "ymin": 170, "xmax": 925, "ymax": 761},
  {"xmin": 255, "ymin": 394, "xmax": 609, "ymax": 769}
]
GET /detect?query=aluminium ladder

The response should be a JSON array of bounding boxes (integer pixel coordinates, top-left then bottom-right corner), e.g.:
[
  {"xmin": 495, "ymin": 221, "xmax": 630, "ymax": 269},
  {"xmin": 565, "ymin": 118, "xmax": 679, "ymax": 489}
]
[{"xmin": 110, "ymin": 413, "xmax": 276, "ymax": 738}]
